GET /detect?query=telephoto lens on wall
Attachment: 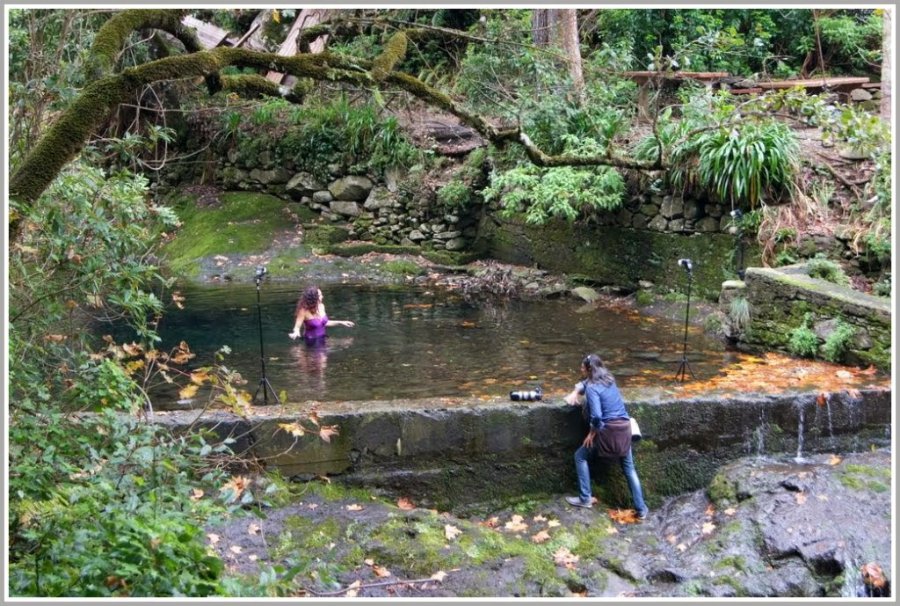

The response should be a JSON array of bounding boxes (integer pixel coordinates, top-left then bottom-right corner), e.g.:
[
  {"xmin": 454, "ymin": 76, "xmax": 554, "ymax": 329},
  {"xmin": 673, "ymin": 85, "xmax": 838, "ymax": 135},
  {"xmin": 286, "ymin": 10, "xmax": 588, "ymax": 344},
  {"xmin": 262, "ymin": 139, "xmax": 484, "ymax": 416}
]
[{"xmin": 510, "ymin": 386, "xmax": 542, "ymax": 402}]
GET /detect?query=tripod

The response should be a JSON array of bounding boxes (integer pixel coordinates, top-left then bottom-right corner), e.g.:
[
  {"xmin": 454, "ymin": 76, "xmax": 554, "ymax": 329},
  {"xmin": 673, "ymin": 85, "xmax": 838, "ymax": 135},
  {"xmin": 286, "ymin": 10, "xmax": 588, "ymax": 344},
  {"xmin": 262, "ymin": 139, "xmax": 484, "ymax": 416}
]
[
  {"xmin": 674, "ymin": 264, "xmax": 697, "ymax": 383},
  {"xmin": 252, "ymin": 271, "xmax": 280, "ymax": 405}
]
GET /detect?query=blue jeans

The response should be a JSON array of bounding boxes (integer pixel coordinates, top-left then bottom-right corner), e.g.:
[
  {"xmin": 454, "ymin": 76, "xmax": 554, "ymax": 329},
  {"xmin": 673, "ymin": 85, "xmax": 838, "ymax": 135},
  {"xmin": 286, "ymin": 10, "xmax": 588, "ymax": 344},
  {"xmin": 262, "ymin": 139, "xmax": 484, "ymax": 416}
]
[{"xmin": 574, "ymin": 445, "xmax": 648, "ymax": 514}]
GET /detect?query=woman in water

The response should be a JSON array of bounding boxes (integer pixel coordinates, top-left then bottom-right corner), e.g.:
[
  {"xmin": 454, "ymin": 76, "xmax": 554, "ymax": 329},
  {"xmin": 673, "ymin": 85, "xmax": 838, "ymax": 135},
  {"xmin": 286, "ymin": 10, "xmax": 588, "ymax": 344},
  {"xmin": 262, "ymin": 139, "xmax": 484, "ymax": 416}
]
[
  {"xmin": 563, "ymin": 353, "xmax": 648, "ymax": 519},
  {"xmin": 288, "ymin": 285, "xmax": 355, "ymax": 345}
]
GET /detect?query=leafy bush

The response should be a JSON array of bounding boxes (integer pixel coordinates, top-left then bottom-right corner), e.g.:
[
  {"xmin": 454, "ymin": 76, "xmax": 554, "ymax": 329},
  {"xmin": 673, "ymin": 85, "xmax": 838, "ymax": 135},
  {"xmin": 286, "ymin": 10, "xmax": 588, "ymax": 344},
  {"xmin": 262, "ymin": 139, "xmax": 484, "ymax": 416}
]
[
  {"xmin": 484, "ymin": 135, "xmax": 625, "ymax": 225},
  {"xmin": 8, "ymin": 165, "xmax": 240, "ymax": 596},
  {"xmin": 437, "ymin": 180, "xmax": 473, "ymax": 209},
  {"xmin": 806, "ymin": 255, "xmax": 850, "ymax": 286},
  {"xmin": 873, "ymin": 272, "xmax": 891, "ymax": 298},
  {"xmin": 224, "ymin": 96, "xmax": 421, "ymax": 182},
  {"xmin": 695, "ymin": 120, "xmax": 799, "ymax": 208},
  {"xmin": 822, "ymin": 321, "xmax": 856, "ymax": 363},
  {"xmin": 788, "ymin": 314, "xmax": 819, "ymax": 358}
]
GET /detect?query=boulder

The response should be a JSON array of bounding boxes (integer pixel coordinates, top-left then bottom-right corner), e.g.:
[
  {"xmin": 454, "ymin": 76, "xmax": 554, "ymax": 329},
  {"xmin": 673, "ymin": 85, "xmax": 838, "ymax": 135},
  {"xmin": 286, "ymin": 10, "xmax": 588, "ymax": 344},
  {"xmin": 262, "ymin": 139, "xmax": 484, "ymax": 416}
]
[{"xmin": 329, "ymin": 176, "xmax": 374, "ymax": 201}]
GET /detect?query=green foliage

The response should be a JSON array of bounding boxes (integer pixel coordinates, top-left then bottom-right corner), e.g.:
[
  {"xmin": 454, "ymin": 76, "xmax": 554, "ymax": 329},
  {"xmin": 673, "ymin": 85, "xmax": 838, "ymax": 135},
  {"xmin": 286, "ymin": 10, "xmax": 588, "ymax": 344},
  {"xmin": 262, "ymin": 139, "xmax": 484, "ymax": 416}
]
[
  {"xmin": 817, "ymin": 11, "xmax": 883, "ymax": 74},
  {"xmin": 728, "ymin": 297, "xmax": 751, "ymax": 333},
  {"xmin": 483, "ymin": 134, "xmax": 626, "ymax": 225},
  {"xmin": 381, "ymin": 259, "xmax": 425, "ymax": 276},
  {"xmin": 806, "ymin": 255, "xmax": 850, "ymax": 286},
  {"xmin": 873, "ymin": 272, "xmax": 891, "ymax": 298},
  {"xmin": 695, "ymin": 120, "xmax": 799, "ymax": 208},
  {"xmin": 437, "ymin": 180, "xmax": 473, "ymax": 209},
  {"xmin": 484, "ymin": 163, "xmax": 625, "ymax": 225},
  {"xmin": 8, "ymin": 165, "xmax": 243, "ymax": 596},
  {"xmin": 822, "ymin": 320, "xmax": 856, "ymax": 362},
  {"xmin": 788, "ymin": 313, "xmax": 819, "ymax": 358},
  {"xmin": 223, "ymin": 96, "xmax": 421, "ymax": 182}
]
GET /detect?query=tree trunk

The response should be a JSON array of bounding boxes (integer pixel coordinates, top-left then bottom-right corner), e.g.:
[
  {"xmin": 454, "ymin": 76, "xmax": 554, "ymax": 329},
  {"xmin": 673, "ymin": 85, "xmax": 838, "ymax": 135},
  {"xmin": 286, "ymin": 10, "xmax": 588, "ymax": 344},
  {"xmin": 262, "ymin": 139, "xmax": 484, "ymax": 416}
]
[
  {"xmin": 532, "ymin": 9, "xmax": 584, "ymax": 103},
  {"xmin": 532, "ymin": 9, "xmax": 551, "ymax": 47},
  {"xmin": 881, "ymin": 9, "xmax": 892, "ymax": 122},
  {"xmin": 557, "ymin": 9, "xmax": 584, "ymax": 103}
]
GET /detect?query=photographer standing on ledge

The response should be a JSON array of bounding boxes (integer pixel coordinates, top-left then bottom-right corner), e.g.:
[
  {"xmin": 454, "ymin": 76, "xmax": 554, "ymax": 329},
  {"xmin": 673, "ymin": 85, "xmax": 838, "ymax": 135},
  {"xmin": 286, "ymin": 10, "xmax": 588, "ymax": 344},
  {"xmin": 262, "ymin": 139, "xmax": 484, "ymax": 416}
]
[
  {"xmin": 289, "ymin": 285, "xmax": 355, "ymax": 346},
  {"xmin": 563, "ymin": 353, "xmax": 648, "ymax": 519}
]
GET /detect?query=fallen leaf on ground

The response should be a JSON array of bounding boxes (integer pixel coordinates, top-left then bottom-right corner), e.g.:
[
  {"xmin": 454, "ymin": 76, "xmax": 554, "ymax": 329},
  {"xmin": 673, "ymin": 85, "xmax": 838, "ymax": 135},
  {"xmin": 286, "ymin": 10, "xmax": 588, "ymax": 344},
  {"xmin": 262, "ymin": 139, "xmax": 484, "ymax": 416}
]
[
  {"xmin": 248, "ymin": 523, "xmax": 260, "ymax": 535},
  {"xmin": 607, "ymin": 509, "xmax": 639, "ymax": 524},
  {"xmin": 835, "ymin": 370, "xmax": 853, "ymax": 380},
  {"xmin": 397, "ymin": 497, "xmax": 415, "ymax": 510},
  {"xmin": 724, "ymin": 507, "xmax": 737, "ymax": 516},
  {"xmin": 444, "ymin": 524, "xmax": 462, "ymax": 541},
  {"xmin": 364, "ymin": 558, "xmax": 375, "ymax": 566},
  {"xmin": 372, "ymin": 564, "xmax": 391, "ymax": 578},
  {"xmin": 346, "ymin": 504, "xmax": 364, "ymax": 511},
  {"xmin": 701, "ymin": 522, "xmax": 716, "ymax": 535},
  {"xmin": 504, "ymin": 515, "xmax": 529, "ymax": 533},
  {"xmin": 704, "ymin": 503, "xmax": 716, "ymax": 517},
  {"xmin": 828, "ymin": 454, "xmax": 842, "ymax": 466},
  {"xmin": 430, "ymin": 571, "xmax": 448, "ymax": 582},
  {"xmin": 531, "ymin": 530, "xmax": 551, "ymax": 544},
  {"xmin": 795, "ymin": 492, "xmax": 807, "ymax": 505},
  {"xmin": 481, "ymin": 516, "xmax": 500, "ymax": 528},
  {"xmin": 666, "ymin": 534, "xmax": 678, "ymax": 544},
  {"xmin": 677, "ymin": 543, "xmax": 688, "ymax": 552},
  {"xmin": 229, "ymin": 545, "xmax": 242, "ymax": 554},
  {"xmin": 533, "ymin": 514, "xmax": 547, "ymax": 523},
  {"xmin": 553, "ymin": 546, "xmax": 580, "ymax": 569},
  {"xmin": 307, "ymin": 503, "xmax": 319, "ymax": 510},
  {"xmin": 190, "ymin": 488, "xmax": 204, "ymax": 501},
  {"xmin": 207, "ymin": 533, "xmax": 220, "ymax": 545},
  {"xmin": 345, "ymin": 580, "xmax": 361, "ymax": 598},
  {"xmin": 547, "ymin": 519, "xmax": 561, "ymax": 528}
]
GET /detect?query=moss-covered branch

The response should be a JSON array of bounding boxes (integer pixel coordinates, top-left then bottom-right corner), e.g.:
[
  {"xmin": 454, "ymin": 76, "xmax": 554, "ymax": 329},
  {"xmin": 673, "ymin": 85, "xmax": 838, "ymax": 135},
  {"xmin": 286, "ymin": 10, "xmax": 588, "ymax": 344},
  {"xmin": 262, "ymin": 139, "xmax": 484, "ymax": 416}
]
[
  {"xmin": 10, "ymin": 32, "xmax": 663, "ymax": 236},
  {"xmin": 88, "ymin": 9, "xmax": 201, "ymax": 78},
  {"xmin": 371, "ymin": 31, "xmax": 407, "ymax": 81}
]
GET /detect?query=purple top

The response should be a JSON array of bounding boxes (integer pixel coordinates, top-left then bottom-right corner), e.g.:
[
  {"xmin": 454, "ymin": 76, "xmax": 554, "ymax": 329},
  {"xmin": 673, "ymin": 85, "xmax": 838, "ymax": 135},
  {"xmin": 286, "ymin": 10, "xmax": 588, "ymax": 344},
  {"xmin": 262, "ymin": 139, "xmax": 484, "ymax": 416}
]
[{"xmin": 303, "ymin": 314, "xmax": 329, "ymax": 341}]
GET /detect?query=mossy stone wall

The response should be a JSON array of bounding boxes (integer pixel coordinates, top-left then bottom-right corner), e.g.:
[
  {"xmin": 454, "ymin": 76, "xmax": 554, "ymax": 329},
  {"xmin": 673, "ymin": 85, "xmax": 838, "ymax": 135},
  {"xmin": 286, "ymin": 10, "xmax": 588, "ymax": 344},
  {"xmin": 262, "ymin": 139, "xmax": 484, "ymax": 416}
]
[
  {"xmin": 476, "ymin": 214, "xmax": 747, "ymax": 300},
  {"xmin": 740, "ymin": 265, "xmax": 891, "ymax": 370}
]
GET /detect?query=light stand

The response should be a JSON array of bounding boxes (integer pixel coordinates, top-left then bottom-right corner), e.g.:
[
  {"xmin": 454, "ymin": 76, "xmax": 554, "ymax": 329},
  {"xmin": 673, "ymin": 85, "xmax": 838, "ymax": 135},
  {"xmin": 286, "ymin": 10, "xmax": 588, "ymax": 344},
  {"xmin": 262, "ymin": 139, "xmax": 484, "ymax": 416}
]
[
  {"xmin": 674, "ymin": 259, "xmax": 697, "ymax": 383},
  {"xmin": 731, "ymin": 209, "xmax": 746, "ymax": 280},
  {"xmin": 252, "ymin": 266, "xmax": 280, "ymax": 405}
]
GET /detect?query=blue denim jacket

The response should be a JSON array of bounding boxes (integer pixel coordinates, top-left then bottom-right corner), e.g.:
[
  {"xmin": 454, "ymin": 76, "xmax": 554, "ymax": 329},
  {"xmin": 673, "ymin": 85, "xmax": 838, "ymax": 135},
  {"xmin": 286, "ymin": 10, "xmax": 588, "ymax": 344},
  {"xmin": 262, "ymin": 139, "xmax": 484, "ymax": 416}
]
[{"xmin": 576, "ymin": 380, "xmax": 630, "ymax": 429}]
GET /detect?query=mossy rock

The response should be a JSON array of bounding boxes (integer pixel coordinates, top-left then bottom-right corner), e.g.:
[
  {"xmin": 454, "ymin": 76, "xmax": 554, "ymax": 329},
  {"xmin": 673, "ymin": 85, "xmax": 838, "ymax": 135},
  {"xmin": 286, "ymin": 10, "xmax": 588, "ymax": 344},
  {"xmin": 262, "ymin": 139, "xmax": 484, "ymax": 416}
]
[{"xmin": 304, "ymin": 224, "xmax": 351, "ymax": 247}]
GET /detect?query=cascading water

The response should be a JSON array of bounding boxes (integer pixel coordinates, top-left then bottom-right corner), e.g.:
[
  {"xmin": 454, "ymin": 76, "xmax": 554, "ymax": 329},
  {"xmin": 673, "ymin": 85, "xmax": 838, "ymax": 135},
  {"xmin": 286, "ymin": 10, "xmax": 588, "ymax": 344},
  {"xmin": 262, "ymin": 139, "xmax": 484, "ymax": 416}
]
[{"xmin": 794, "ymin": 403, "xmax": 806, "ymax": 463}]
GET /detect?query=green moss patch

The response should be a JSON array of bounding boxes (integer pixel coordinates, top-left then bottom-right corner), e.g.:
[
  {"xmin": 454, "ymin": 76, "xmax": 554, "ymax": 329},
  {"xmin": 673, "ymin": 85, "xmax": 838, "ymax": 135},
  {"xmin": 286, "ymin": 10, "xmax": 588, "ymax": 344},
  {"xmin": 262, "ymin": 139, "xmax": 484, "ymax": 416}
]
[{"xmin": 162, "ymin": 191, "xmax": 297, "ymax": 276}]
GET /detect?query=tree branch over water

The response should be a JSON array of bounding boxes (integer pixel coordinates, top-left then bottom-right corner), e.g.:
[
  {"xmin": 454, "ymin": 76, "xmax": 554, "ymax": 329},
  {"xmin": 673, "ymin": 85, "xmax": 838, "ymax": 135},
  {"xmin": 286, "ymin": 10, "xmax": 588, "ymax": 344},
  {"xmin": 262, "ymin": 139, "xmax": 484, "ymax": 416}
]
[{"xmin": 9, "ymin": 9, "xmax": 663, "ymax": 237}]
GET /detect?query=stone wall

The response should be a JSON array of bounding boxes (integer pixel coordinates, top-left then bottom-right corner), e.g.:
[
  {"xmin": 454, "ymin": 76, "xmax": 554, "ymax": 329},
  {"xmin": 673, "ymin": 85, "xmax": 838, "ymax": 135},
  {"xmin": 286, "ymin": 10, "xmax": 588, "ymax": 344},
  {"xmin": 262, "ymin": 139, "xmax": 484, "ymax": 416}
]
[
  {"xmin": 733, "ymin": 264, "xmax": 891, "ymax": 370},
  {"xmin": 155, "ymin": 388, "xmax": 891, "ymax": 515}
]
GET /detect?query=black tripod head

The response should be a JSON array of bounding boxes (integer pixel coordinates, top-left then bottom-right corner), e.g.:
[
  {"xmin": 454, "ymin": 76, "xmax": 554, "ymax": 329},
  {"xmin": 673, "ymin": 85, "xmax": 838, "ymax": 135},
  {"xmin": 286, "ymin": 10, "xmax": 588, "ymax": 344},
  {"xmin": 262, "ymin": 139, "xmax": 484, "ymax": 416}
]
[{"xmin": 254, "ymin": 264, "xmax": 267, "ymax": 287}]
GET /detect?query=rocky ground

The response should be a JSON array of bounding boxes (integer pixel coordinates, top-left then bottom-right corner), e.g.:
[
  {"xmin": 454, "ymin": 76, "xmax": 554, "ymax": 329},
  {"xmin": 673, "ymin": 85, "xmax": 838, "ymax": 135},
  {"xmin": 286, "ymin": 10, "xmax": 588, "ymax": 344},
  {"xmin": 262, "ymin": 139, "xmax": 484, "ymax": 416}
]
[{"xmin": 207, "ymin": 449, "xmax": 891, "ymax": 598}]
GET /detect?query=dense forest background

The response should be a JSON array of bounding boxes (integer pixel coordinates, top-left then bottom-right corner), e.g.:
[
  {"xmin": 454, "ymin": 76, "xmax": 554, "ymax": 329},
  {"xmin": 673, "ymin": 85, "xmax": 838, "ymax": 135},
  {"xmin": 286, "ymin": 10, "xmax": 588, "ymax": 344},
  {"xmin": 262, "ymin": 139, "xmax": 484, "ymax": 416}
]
[{"xmin": 6, "ymin": 8, "xmax": 893, "ymax": 597}]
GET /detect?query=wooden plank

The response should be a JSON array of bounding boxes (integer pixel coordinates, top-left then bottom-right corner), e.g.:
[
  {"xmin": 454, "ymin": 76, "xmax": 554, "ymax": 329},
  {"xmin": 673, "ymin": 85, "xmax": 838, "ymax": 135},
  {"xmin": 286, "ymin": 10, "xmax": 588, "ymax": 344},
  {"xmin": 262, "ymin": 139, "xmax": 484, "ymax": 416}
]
[
  {"xmin": 624, "ymin": 70, "xmax": 729, "ymax": 84},
  {"xmin": 728, "ymin": 87, "xmax": 763, "ymax": 95},
  {"xmin": 182, "ymin": 15, "xmax": 231, "ymax": 49},
  {"xmin": 266, "ymin": 9, "xmax": 332, "ymax": 85},
  {"xmin": 755, "ymin": 76, "xmax": 870, "ymax": 90}
]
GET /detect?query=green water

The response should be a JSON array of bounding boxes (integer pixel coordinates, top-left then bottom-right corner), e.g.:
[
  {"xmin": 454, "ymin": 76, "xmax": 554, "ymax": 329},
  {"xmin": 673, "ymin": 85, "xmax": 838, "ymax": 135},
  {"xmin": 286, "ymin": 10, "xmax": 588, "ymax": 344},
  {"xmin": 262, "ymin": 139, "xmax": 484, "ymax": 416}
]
[{"xmin": 144, "ymin": 282, "xmax": 731, "ymax": 406}]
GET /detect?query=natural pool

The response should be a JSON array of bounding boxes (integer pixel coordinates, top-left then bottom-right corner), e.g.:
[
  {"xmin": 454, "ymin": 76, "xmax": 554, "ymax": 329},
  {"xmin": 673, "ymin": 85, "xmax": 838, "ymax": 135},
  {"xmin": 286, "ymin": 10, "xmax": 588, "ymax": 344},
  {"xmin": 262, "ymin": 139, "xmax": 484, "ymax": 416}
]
[{"xmin": 143, "ymin": 282, "xmax": 737, "ymax": 406}]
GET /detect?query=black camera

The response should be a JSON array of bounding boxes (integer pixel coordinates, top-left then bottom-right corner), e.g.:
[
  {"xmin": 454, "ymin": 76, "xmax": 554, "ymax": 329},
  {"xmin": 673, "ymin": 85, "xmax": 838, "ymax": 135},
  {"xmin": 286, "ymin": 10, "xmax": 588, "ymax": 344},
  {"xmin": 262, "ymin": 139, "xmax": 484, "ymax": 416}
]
[
  {"xmin": 678, "ymin": 258, "xmax": 693, "ymax": 272},
  {"xmin": 255, "ymin": 265, "xmax": 267, "ymax": 278},
  {"xmin": 510, "ymin": 386, "xmax": 542, "ymax": 402}
]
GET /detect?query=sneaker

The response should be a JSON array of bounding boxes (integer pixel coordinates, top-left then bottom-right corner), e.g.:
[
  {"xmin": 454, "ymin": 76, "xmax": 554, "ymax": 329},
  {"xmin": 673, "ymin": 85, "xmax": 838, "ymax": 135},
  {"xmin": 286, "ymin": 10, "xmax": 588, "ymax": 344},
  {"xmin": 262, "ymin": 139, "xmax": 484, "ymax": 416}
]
[
  {"xmin": 565, "ymin": 496, "xmax": 593, "ymax": 509},
  {"xmin": 637, "ymin": 509, "xmax": 649, "ymax": 520}
]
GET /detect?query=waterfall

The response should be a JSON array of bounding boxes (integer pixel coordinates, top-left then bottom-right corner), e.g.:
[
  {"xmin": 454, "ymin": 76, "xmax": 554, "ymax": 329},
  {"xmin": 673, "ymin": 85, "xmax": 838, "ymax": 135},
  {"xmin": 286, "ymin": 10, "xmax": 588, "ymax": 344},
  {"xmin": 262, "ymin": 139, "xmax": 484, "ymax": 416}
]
[{"xmin": 794, "ymin": 404, "xmax": 806, "ymax": 463}]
